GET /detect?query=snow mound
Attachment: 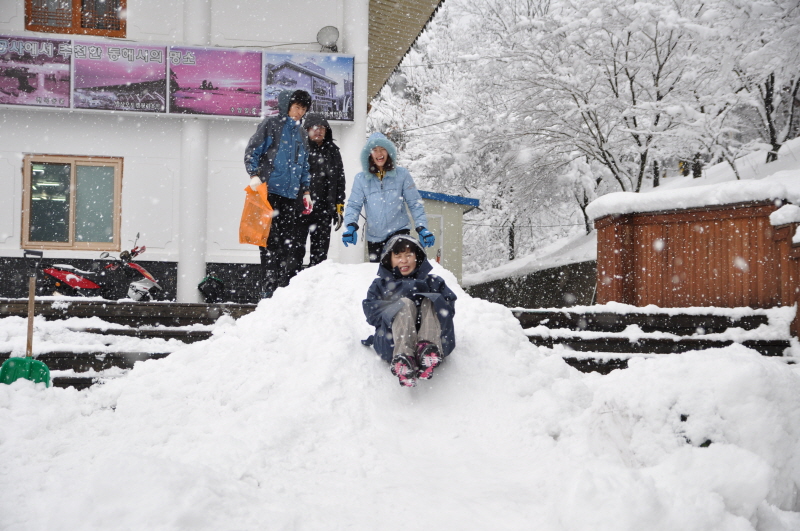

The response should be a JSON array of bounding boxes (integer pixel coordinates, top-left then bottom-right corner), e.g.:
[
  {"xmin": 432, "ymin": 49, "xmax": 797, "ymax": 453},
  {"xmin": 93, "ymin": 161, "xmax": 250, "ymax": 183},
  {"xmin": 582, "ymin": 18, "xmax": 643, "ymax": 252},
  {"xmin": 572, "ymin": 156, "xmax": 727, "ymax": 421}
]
[{"xmin": 2, "ymin": 262, "xmax": 800, "ymax": 530}]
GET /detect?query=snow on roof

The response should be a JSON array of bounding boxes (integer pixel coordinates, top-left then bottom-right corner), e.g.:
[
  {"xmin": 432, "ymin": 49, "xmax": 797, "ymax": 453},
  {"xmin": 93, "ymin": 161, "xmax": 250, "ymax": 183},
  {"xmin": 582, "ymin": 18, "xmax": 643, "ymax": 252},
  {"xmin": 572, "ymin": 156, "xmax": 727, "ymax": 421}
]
[
  {"xmin": 586, "ymin": 137, "xmax": 800, "ymax": 221},
  {"xmin": 771, "ymin": 204, "xmax": 800, "ymax": 226}
]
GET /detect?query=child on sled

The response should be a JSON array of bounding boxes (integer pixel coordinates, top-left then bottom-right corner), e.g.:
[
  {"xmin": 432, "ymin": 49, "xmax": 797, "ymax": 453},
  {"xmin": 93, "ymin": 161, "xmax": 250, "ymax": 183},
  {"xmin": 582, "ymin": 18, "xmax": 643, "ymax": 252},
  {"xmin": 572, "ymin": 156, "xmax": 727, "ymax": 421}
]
[{"xmin": 362, "ymin": 234, "xmax": 457, "ymax": 387}]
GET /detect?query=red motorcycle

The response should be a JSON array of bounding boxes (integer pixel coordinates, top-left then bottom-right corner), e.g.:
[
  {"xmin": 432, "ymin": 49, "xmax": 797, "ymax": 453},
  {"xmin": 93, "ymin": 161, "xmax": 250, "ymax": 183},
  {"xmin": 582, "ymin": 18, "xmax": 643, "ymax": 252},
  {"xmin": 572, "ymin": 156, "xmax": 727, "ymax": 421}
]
[{"xmin": 40, "ymin": 233, "xmax": 162, "ymax": 301}]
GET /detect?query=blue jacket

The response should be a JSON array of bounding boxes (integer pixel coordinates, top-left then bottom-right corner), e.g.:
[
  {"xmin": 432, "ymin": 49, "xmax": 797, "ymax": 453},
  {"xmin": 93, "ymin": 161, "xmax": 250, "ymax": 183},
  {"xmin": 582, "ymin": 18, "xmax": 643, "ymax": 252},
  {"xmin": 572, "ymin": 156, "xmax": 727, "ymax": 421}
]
[
  {"xmin": 244, "ymin": 90, "xmax": 310, "ymax": 199},
  {"xmin": 343, "ymin": 132, "xmax": 428, "ymax": 242},
  {"xmin": 362, "ymin": 235, "xmax": 457, "ymax": 362}
]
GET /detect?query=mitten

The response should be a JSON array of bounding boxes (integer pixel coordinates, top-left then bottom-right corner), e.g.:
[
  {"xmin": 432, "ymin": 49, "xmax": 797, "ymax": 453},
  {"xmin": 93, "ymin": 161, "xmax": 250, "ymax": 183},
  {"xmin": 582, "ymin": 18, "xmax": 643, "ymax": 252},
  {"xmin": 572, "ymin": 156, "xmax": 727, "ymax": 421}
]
[
  {"xmin": 249, "ymin": 176, "xmax": 261, "ymax": 191},
  {"xmin": 342, "ymin": 224, "xmax": 358, "ymax": 246},
  {"xmin": 417, "ymin": 227, "xmax": 435, "ymax": 248}
]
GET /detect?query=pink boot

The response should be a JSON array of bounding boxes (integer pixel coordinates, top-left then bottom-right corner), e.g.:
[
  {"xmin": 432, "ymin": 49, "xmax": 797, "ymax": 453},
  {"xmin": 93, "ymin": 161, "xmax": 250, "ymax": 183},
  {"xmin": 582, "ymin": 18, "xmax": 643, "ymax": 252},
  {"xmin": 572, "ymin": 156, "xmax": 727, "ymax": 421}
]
[
  {"xmin": 390, "ymin": 353, "xmax": 417, "ymax": 387},
  {"xmin": 415, "ymin": 341, "xmax": 442, "ymax": 380}
]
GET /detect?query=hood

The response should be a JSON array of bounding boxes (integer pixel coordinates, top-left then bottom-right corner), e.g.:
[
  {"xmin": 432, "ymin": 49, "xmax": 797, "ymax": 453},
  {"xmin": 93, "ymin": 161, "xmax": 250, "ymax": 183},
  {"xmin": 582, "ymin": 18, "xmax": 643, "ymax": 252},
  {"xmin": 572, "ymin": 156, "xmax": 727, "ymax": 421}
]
[
  {"xmin": 277, "ymin": 90, "xmax": 294, "ymax": 116},
  {"xmin": 304, "ymin": 113, "xmax": 334, "ymax": 143},
  {"xmin": 360, "ymin": 132, "xmax": 398, "ymax": 174},
  {"xmin": 378, "ymin": 233, "xmax": 429, "ymax": 277}
]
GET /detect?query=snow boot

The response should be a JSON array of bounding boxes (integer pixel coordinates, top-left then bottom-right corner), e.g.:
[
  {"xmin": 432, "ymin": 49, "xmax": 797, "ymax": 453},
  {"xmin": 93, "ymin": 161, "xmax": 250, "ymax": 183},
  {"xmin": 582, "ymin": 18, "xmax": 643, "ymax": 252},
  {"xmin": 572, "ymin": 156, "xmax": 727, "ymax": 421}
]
[
  {"xmin": 390, "ymin": 353, "xmax": 417, "ymax": 387},
  {"xmin": 416, "ymin": 341, "xmax": 442, "ymax": 380}
]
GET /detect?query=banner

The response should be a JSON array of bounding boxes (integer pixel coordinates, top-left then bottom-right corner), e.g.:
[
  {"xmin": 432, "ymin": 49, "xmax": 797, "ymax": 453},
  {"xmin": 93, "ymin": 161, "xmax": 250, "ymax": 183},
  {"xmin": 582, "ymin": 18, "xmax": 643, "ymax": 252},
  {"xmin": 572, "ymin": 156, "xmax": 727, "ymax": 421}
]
[
  {"xmin": 73, "ymin": 41, "xmax": 167, "ymax": 112},
  {"xmin": 168, "ymin": 46, "xmax": 261, "ymax": 117},
  {"xmin": 0, "ymin": 35, "xmax": 71, "ymax": 108},
  {"xmin": 263, "ymin": 52, "xmax": 354, "ymax": 122},
  {"xmin": 0, "ymin": 35, "xmax": 355, "ymax": 121}
]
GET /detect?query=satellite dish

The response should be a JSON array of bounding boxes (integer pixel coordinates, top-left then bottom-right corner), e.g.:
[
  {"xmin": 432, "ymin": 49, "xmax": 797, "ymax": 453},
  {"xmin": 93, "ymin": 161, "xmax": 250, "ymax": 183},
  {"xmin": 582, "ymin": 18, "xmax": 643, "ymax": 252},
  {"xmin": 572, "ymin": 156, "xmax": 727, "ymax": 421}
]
[{"xmin": 317, "ymin": 26, "xmax": 339, "ymax": 52}]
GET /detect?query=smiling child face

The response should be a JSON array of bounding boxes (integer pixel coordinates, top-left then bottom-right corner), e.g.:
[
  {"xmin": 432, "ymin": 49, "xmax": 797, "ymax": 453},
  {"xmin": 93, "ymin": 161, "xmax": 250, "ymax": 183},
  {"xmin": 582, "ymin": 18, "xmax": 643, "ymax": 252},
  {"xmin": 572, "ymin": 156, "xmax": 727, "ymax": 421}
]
[{"xmin": 390, "ymin": 249, "xmax": 416, "ymax": 276}]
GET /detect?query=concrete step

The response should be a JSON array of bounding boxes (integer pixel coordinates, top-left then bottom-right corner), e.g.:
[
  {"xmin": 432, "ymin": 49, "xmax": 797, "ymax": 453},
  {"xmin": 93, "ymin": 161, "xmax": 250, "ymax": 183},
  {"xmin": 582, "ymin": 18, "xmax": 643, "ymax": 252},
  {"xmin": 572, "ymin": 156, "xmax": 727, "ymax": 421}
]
[
  {"xmin": 70, "ymin": 327, "xmax": 213, "ymax": 343},
  {"xmin": 0, "ymin": 351, "xmax": 170, "ymax": 372},
  {"xmin": 52, "ymin": 376, "xmax": 97, "ymax": 390},
  {"xmin": 526, "ymin": 334, "xmax": 792, "ymax": 357},
  {"xmin": 0, "ymin": 298, "xmax": 256, "ymax": 327},
  {"xmin": 514, "ymin": 309, "xmax": 769, "ymax": 335}
]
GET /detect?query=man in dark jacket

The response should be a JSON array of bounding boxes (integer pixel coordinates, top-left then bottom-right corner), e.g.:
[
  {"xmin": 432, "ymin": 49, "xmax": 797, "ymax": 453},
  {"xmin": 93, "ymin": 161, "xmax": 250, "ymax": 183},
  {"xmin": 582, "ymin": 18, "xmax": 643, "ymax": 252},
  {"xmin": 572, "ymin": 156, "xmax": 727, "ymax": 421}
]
[
  {"xmin": 296, "ymin": 113, "xmax": 346, "ymax": 267},
  {"xmin": 362, "ymin": 234, "xmax": 457, "ymax": 387},
  {"xmin": 244, "ymin": 89, "xmax": 313, "ymax": 298}
]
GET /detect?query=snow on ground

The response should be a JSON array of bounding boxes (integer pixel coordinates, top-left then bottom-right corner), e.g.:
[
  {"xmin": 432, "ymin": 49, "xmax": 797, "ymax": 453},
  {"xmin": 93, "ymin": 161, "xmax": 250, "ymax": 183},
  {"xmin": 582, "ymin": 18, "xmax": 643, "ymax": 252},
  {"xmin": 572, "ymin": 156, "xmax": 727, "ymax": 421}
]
[{"xmin": 2, "ymin": 262, "xmax": 800, "ymax": 531}]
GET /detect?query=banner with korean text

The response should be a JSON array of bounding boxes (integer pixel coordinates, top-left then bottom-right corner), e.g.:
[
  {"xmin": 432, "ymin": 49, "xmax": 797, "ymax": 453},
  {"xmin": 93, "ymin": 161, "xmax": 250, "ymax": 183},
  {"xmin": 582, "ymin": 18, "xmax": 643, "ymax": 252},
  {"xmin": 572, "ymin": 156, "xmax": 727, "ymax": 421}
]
[
  {"xmin": 0, "ymin": 35, "xmax": 71, "ymax": 108},
  {"xmin": 1, "ymin": 35, "xmax": 355, "ymax": 121},
  {"xmin": 73, "ymin": 41, "xmax": 168, "ymax": 113}
]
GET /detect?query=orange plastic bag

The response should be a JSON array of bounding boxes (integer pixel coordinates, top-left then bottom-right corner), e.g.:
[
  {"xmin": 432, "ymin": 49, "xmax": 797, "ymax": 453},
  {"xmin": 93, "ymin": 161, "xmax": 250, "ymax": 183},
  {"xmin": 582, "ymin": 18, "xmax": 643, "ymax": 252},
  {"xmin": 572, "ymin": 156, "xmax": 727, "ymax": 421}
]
[{"xmin": 239, "ymin": 182, "xmax": 273, "ymax": 247}]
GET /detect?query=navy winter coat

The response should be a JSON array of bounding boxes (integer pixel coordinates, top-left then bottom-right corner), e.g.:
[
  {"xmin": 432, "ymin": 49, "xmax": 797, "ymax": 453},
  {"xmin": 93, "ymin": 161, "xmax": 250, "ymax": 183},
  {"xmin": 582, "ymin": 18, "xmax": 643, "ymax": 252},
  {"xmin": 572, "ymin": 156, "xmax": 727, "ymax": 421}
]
[
  {"xmin": 244, "ymin": 90, "xmax": 310, "ymax": 199},
  {"xmin": 362, "ymin": 236, "xmax": 457, "ymax": 362}
]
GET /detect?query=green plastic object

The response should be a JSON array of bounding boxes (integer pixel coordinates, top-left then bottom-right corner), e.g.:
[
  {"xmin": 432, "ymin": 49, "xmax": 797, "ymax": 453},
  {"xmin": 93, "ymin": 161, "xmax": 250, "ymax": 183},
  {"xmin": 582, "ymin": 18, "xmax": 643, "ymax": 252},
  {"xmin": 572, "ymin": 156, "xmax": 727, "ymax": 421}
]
[{"xmin": 0, "ymin": 357, "xmax": 51, "ymax": 387}]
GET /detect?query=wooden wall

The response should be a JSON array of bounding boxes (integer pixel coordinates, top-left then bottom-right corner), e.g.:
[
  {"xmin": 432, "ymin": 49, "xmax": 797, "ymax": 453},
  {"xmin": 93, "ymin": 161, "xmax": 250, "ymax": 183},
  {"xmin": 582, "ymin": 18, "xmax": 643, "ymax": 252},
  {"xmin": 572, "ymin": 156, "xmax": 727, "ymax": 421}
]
[{"xmin": 595, "ymin": 201, "xmax": 800, "ymax": 337}]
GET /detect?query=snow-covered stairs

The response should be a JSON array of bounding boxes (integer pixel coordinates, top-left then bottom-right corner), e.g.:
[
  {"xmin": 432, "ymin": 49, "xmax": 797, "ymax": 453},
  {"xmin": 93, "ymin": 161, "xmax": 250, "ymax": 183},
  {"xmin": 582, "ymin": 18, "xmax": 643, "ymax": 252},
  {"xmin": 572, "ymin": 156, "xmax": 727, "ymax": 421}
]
[
  {"xmin": 0, "ymin": 298, "xmax": 256, "ymax": 389},
  {"xmin": 515, "ymin": 307, "xmax": 797, "ymax": 374}
]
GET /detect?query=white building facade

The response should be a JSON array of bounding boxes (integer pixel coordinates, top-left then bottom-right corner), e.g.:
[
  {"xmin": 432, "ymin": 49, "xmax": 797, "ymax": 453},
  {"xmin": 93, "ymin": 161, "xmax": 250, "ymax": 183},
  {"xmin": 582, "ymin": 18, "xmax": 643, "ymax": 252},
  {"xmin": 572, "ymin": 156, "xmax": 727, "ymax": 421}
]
[{"xmin": 0, "ymin": 0, "xmax": 375, "ymax": 302}]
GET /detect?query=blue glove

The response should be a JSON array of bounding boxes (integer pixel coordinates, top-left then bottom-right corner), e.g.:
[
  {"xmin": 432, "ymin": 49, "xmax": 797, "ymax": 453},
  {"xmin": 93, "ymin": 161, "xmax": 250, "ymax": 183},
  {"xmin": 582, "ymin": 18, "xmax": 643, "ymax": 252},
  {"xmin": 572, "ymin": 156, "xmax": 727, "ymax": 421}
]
[
  {"xmin": 418, "ymin": 227, "xmax": 435, "ymax": 248},
  {"xmin": 342, "ymin": 224, "xmax": 358, "ymax": 247}
]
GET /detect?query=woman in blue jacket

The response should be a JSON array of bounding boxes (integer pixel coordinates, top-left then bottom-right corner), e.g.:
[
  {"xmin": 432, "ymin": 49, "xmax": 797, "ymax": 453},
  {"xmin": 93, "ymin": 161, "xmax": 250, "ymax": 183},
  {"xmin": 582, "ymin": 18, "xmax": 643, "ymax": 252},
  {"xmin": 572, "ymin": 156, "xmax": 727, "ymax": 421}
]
[
  {"xmin": 342, "ymin": 132, "xmax": 435, "ymax": 261},
  {"xmin": 363, "ymin": 234, "xmax": 456, "ymax": 387}
]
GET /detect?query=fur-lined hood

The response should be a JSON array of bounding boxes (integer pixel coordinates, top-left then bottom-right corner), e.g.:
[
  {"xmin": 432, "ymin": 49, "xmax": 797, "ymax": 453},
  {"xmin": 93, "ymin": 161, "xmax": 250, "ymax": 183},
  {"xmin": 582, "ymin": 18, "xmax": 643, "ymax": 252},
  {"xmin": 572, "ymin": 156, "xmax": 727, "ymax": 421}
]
[{"xmin": 360, "ymin": 132, "xmax": 398, "ymax": 175}]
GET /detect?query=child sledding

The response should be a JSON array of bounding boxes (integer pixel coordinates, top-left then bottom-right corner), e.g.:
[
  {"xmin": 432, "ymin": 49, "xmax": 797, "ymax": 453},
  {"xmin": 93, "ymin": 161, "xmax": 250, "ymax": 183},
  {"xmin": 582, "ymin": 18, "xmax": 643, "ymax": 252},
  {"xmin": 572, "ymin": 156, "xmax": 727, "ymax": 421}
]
[{"xmin": 362, "ymin": 234, "xmax": 457, "ymax": 387}]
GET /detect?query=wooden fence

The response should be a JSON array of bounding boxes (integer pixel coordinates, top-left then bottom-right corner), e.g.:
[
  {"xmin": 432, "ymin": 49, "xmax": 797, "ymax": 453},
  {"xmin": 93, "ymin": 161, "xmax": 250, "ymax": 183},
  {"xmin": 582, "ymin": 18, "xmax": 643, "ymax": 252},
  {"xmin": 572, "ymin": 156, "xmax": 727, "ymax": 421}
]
[{"xmin": 595, "ymin": 200, "xmax": 800, "ymax": 336}]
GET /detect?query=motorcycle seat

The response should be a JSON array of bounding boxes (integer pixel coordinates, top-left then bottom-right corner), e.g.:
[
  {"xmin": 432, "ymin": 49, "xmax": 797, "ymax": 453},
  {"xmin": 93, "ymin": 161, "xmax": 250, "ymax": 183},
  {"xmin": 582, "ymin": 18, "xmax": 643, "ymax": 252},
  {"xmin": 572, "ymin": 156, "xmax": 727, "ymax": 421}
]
[{"xmin": 51, "ymin": 264, "xmax": 98, "ymax": 276}]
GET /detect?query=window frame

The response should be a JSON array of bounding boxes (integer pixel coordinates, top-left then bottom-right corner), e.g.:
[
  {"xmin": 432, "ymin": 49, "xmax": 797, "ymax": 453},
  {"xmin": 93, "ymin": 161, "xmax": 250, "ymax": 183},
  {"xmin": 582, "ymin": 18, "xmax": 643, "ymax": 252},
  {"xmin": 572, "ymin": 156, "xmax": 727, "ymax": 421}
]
[
  {"xmin": 22, "ymin": 154, "xmax": 123, "ymax": 251},
  {"xmin": 25, "ymin": 0, "xmax": 127, "ymax": 38}
]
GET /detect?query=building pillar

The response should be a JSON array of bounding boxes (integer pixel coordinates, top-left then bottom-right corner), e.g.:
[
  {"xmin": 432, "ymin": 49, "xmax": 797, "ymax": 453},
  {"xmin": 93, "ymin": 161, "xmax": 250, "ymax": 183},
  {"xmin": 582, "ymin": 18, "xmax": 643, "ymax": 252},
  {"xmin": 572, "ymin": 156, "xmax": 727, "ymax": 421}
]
[
  {"xmin": 177, "ymin": 118, "xmax": 208, "ymax": 302},
  {"xmin": 176, "ymin": 0, "xmax": 211, "ymax": 302},
  {"xmin": 330, "ymin": 0, "xmax": 369, "ymax": 264}
]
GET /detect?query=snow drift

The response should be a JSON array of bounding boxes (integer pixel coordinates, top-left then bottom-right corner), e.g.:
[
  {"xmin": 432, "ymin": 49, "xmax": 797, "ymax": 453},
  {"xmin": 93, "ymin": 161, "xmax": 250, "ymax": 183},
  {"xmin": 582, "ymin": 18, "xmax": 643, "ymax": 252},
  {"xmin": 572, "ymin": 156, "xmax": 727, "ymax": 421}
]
[{"xmin": 2, "ymin": 262, "xmax": 800, "ymax": 530}]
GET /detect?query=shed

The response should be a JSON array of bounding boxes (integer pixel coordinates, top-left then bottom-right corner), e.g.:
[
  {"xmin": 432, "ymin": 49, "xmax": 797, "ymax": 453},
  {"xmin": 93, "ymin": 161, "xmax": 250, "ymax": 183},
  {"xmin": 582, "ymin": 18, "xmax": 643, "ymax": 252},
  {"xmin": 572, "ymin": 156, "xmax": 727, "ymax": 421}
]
[
  {"xmin": 589, "ymin": 173, "xmax": 800, "ymax": 337},
  {"xmin": 418, "ymin": 191, "xmax": 479, "ymax": 284},
  {"xmin": 368, "ymin": 190, "xmax": 478, "ymax": 284}
]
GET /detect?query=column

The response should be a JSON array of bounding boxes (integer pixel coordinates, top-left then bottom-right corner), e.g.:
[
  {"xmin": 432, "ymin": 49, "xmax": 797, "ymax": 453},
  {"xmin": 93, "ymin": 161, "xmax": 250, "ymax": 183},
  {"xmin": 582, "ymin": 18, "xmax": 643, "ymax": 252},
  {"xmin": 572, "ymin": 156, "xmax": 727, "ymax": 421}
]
[
  {"xmin": 330, "ymin": 0, "xmax": 369, "ymax": 264},
  {"xmin": 176, "ymin": 0, "xmax": 212, "ymax": 302}
]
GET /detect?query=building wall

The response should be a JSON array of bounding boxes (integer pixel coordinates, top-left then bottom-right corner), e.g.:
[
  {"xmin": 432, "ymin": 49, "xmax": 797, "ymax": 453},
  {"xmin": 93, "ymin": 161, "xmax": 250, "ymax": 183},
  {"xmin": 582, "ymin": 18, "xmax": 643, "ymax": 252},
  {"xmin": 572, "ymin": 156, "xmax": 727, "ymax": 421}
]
[
  {"xmin": 0, "ymin": 0, "xmax": 369, "ymax": 301},
  {"xmin": 0, "ymin": 0, "xmax": 342, "ymax": 50}
]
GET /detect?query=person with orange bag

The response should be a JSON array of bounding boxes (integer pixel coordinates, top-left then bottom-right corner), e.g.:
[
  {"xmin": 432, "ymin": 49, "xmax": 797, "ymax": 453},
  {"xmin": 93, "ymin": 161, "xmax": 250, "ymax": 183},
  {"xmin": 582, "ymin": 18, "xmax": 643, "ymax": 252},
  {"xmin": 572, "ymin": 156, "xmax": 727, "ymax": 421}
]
[{"xmin": 244, "ymin": 89, "xmax": 313, "ymax": 298}]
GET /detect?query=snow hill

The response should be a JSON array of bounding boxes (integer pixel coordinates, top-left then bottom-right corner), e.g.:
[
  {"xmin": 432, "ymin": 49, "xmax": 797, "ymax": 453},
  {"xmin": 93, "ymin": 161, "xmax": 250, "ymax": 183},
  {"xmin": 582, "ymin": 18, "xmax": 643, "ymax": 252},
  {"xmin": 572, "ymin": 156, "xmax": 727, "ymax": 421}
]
[{"xmin": 2, "ymin": 262, "xmax": 800, "ymax": 530}]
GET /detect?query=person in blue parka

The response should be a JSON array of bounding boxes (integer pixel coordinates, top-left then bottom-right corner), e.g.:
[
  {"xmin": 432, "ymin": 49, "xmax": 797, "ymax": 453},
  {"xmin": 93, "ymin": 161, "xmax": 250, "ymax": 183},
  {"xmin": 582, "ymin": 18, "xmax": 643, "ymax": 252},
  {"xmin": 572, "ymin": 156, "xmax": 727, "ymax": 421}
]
[
  {"xmin": 244, "ymin": 89, "xmax": 313, "ymax": 298},
  {"xmin": 362, "ymin": 234, "xmax": 457, "ymax": 387},
  {"xmin": 342, "ymin": 132, "xmax": 436, "ymax": 262}
]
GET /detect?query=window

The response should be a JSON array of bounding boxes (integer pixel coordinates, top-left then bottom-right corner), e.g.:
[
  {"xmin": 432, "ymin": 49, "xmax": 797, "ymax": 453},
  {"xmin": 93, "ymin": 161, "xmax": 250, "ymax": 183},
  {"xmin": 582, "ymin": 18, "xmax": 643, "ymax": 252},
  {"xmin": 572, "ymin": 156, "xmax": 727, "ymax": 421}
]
[
  {"xmin": 22, "ymin": 154, "xmax": 123, "ymax": 250},
  {"xmin": 26, "ymin": 0, "xmax": 127, "ymax": 38}
]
